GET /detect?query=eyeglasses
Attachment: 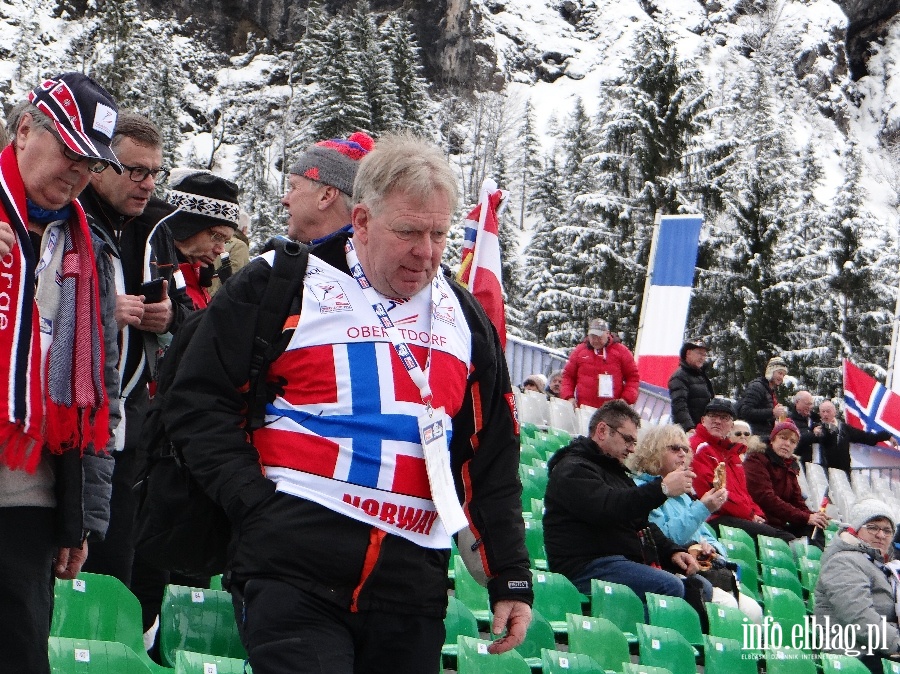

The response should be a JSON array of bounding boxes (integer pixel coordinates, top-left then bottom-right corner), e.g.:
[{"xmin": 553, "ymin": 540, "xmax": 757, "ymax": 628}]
[
  {"xmin": 609, "ymin": 426, "xmax": 637, "ymax": 447},
  {"xmin": 861, "ymin": 523, "xmax": 894, "ymax": 537},
  {"xmin": 121, "ymin": 164, "xmax": 169, "ymax": 183},
  {"xmin": 732, "ymin": 431, "xmax": 751, "ymax": 437},
  {"xmin": 208, "ymin": 230, "xmax": 232, "ymax": 244},
  {"xmin": 57, "ymin": 140, "xmax": 109, "ymax": 174},
  {"xmin": 666, "ymin": 445, "xmax": 691, "ymax": 454}
]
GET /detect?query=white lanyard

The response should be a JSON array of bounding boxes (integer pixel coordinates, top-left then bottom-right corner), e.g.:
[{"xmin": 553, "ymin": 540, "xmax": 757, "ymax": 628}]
[{"xmin": 345, "ymin": 238, "xmax": 436, "ymax": 410}]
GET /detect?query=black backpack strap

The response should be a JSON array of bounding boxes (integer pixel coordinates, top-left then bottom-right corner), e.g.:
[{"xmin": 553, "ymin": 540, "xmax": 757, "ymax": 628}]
[{"xmin": 248, "ymin": 239, "xmax": 309, "ymax": 429}]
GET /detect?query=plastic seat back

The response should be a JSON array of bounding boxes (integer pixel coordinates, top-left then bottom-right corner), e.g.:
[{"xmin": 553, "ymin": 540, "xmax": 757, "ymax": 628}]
[
  {"xmin": 532, "ymin": 571, "xmax": 583, "ymax": 634},
  {"xmin": 443, "ymin": 596, "xmax": 480, "ymax": 665},
  {"xmin": 49, "ymin": 636, "xmax": 153, "ymax": 674},
  {"xmin": 496, "ymin": 608, "xmax": 555, "ymax": 668},
  {"xmin": 50, "ymin": 573, "xmax": 165, "ymax": 673},
  {"xmin": 821, "ymin": 654, "xmax": 874, "ymax": 674},
  {"xmin": 591, "ymin": 579, "xmax": 644, "ymax": 641},
  {"xmin": 758, "ymin": 535, "xmax": 793, "ymax": 557},
  {"xmin": 174, "ymin": 649, "xmax": 249, "ymax": 674},
  {"xmin": 762, "ymin": 586, "xmax": 807, "ymax": 632},
  {"xmin": 646, "ymin": 593, "xmax": 703, "ymax": 647},
  {"xmin": 722, "ymin": 539, "xmax": 758, "ymax": 568},
  {"xmin": 766, "ymin": 649, "xmax": 817, "ymax": 674},
  {"xmin": 567, "ymin": 614, "xmax": 630, "ymax": 673},
  {"xmin": 733, "ymin": 559, "xmax": 759, "ymax": 599},
  {"xmin": 622, "ymin": 664, "xmax": 672, "ymax": 674},
  {"xmin": 705, "ymin": 602, "xmax": 752, "ymax": 642},
  {"xmin": 718, "ymin": 525, "xmax": 757, "ymax": 554},
  {"xmin": 637, "ymin": 624, "xmax": 697, "ymax": 674},
  {"xmin": 456, "ymin": 636, "xmax": 531, "ymax": 673},
  {"xmin": 159, "ymin": 585, "xmax": 246, "ymax": 667},
  {"xmin": 883, "ymin": 658, "xmax": 900, "ymax": 674},
  {"xmin": 760, "ymin": 547, "xmax": 798, "ymax": 573},
  {"xmin": 541, "ymin": 648, "xmax": 605, "ymax": 673},
  {"xmin": 704, "ymin": 635, "xmax": 758, "ymax": 674},
  {"xmin": 760, "ymin": 565, "xmax": 803, "ymax": 597},
  {"xmin": 454, "ymin": 555, "xmax": 491, "ymax": 625},
  {"xmin": 524, "ymin": 519, "xmax": 547, "ymax": 570}
]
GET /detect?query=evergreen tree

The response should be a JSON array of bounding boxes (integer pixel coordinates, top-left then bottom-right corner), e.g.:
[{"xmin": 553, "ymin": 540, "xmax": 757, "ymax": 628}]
[
  {"xmin": 306, "ymin": 18, "xmax": 371, "ymax": 140},
  {"xmin": 517, "ymin": 100, "xmax": 543, "ymax": 230},
  {"xmin": 347, "ymin": 0, "xmax": 402, "ymax": 134},
  {"xmin": 380, "ymin": 16, "xmax": 430, "ymax": 133}
]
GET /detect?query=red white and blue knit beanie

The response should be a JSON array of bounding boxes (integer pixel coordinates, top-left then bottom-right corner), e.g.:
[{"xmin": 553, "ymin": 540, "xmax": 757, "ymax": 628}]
[{"xmin": 289, "ymin": 132, "xmax": 375, "ymax": 196}]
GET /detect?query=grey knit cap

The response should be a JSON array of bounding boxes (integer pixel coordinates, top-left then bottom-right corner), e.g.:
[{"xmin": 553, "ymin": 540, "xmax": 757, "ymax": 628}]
[
  {"xmin": 288, "ymin": 131, "xmax": 375, "ymax": 196},
  {"xmin": 849, "ymin": 498, "xmax": 896, "ymax": 532}
]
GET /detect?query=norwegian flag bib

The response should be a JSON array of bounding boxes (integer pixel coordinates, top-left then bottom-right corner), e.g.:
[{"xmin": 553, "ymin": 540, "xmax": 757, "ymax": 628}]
[{"xmin": 254, "ymin": 253, "xmax": 473, "ymax": 548}]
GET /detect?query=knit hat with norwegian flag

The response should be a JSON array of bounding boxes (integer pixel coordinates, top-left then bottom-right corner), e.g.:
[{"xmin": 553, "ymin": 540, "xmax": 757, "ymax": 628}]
[{"xmin": 289, "ymin": 132, "xmax": 375, "ymax": 196}]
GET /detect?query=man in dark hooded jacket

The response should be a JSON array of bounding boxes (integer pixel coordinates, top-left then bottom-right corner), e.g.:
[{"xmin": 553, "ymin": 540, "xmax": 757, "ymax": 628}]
[{"xmin": 668, "ymin": 338, "xmax": 714, "ymax": 432}]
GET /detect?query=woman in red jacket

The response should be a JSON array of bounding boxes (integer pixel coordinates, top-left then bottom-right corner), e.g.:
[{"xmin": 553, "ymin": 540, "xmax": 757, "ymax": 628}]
[{"xmin": 743, "ymin": 420, "xmax": 829, "ymax": 541}]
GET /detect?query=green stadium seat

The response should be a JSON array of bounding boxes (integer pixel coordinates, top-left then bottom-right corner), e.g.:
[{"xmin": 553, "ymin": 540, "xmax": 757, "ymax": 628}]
[
  {"xmin": 760, "ymin": 547, "xmax": 799, "ymax": 573},
  {"xmin": 758, "ymin": 535, "xmax": 793, "ymax": 557},
  {"xmin": 443, "ymin": 596, "xmax": 480, "ymax": 667},
  {"xmin": 49, "ymin": 636, "xmax": 155, "ymax": 674},
  {"xmin": 457, "ymin": 636, "xmax": 531, "ymax": 673},
  {"xmin": 492, "ymin": 608, "xmax": 556, "ymax": 669},
  {"xmin": 722, "ymin": 539, "xmax": 758, "ymax": 569},
  {"xmin": 590, "ymin": 579, "xmax": 644, "ymax": 646},
  {"xmin": 158, "ymin": 585, "xmax": 246, "ymax": 668},
  {"xmin": 50, "ymin": 573, "xmax": 167, "ymax": 673},
  {"xmin": 520, "ymin": 445, "xmax": 544, "ymax": 466},
  {"xmin": 704, "ymin": 635, "xmax": 758, "ymax": 674},
  {"xmin": 766, "ymin": 649, "xmax": 817, "ymax": 674},
  {"xmin": 718, "ymin": 525, "xmax": 757, "ymax": 554},
  {"xmin": 528, "ymin": 498, "xmax": 545, "ymax": 521},
  {"xmin": 532, "ymin": 571, "xmax": 584, "ymax": 635},
  {"xmin": 541, "ymin": 648, "xmax": 605, "ymax": 673},
  {"xmin": 622, "ymin": 664, "xmax": 672, "ymax": 674},
  {"xmin": 174, "ymin": 649, "xmax": 249, "ymax": 674},
  {"xmin": 645, "ymin": 593, "xmax": 703, "ymax": 649},
  {"xmin": 521, "ymin": 476, "xmax": 546, "ymax": 511},
  {"xmin": 762, "ymin": 586, "xmax": 807, "ymax": 633},
  {"xmin": 705, "ymin": 602, "xmax": 752, "ymax": 643},
  {"xmin": 760, "ymin": 564, "xmax": 804, "ymax": 597},
  {"xmin": 883, "ymin": 658, "xmax": 900, "ymax": 674},
  {"xmin": 454, "ymin": 555, "xmax": 491, "ymax": 626},
  {"xmin": 567, "ymin": 614, "xmax": 631, "ymax": 673},
  {"xmin": 524, "ymin": 519, "xmax": 548, "ymax": 570},
  {"xmin": 821, "ymin": 654, "xmax": 874, "ymax": 674},
  {"xmin": 636, "ymin": 624, "xmax": 697, "ymax": 674},
  {"xmin": 734, "ymin": 559, "xmax": 759, "ymax": 600}
]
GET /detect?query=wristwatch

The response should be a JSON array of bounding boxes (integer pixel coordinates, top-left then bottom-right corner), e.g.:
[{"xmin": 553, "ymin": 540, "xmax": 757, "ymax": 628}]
[{"xmin": 661, "ymin": 482, "xmax": 670, "ymax": 497}]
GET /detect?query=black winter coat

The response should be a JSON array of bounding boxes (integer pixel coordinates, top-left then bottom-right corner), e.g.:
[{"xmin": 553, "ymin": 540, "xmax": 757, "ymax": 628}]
[
  {"xmin": 668, "ymin": 360, "xmax": 714, "ymax": 431},
  {"xmin": 164, "ymin": 234, "xmax": 533, "ymax": 617},
  {"xmin": 543, "ymin": 436, "xmax": 685, "ymax": 580},
  {"xmin": 788, "ymin": 407, "xmax": 820, "ymax": 464},
  {"xmin": 738, "ymin": 376, "xmax": 777, "ymax": 437},
  {"xmin": 819, "ymin": 422, "xmax": 892, "ymax": 474}
]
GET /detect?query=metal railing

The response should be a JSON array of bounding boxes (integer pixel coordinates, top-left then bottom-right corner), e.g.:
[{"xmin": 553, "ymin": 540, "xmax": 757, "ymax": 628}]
[
  {"xmin": 505, "ymin": 335, "xmax": 568, "ymax": 388},
  {"xmin": 851, "ymin": 465, "xmax": 900, "ymax": 482}
]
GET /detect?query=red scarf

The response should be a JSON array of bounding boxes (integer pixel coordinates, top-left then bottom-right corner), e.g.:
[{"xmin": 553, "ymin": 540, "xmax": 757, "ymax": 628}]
[{"xmin": 0, "ymin": 145, "xmax": 109, "ymax": 471}]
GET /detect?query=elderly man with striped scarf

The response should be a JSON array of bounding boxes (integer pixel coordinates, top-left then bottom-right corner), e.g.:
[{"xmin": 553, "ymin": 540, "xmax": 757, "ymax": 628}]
[{"xmin": 0, "ymin": 73, "xmax": 121, "ymax": 674}]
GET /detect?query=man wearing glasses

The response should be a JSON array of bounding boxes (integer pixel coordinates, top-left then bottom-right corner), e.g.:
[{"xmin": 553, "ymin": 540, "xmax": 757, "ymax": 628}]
[
  {"xmin": 0, "ymin": 72, "xmax": 120, "ymax": 673},
  {"xmin": 544, "ymin": 400, "xmax": 702, "ymax": 602},
  {"xmin": 80, "ymin": 113, "xmax": 191, "ymax": 587}
]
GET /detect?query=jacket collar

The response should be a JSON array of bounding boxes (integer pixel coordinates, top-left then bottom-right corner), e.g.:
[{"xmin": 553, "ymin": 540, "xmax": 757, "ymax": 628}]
[{"xmin": 764, "ymin": 446, "xmax": 799, "ymax": 472}]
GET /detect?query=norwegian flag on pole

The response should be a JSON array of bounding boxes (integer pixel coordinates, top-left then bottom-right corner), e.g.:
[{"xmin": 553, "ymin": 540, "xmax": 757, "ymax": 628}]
[
  {"xmin": 843, "ymin": 359, "xmax": 900, "ymax": 444},
  {"xmin": 457, "ymin": 178, "xmax": 508, "ymax": 349}
]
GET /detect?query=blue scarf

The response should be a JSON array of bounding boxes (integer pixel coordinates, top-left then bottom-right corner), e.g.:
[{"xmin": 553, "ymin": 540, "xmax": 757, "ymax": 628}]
[{"xmin": 27, "ymin": 199, "xmax": 72, "ymax": 225}]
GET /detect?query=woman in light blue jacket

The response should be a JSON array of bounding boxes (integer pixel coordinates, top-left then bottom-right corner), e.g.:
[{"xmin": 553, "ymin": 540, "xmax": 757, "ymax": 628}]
[{"xmin": 629, "ymin": 424, "xmax": 762, "ymax": 621}]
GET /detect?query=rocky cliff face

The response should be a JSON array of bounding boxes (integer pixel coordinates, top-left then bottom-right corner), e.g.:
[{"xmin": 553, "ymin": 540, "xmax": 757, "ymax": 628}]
[
  {"xmin": 154, "ymin": 0, "xmax": 900, "ymax": 86},
  {"xmin": 834, "ymin": 0, "xmax": 900, "ymax": 78}
]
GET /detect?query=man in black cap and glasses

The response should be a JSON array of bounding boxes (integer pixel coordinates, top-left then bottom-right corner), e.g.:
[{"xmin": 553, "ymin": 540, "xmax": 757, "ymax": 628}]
[
  {"xmin": 0, "ymin": 72, "xmax": 121, "ymax": 673},
  {"xmin": 668, "ymin": 337, "xmax": 714, "ymax": 433},
  {"xmin": 80, "ymin": 112, "xmax": 191, "ymax": 587}
]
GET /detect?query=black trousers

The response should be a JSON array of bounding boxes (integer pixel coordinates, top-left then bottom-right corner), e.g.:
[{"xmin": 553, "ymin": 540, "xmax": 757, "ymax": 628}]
[
  {"xmin": 0, "ymin": 506, "xmax": 56, "ymax": 674},
  {"xmin": 82, "ymin": 393, "xmax": 149, "ymax": 586},
  {"xmin": 231, "ymin": 578, "xmax": 444, "ymax": 674},
  {"xmin": 712, "ymin": 515, "xmax": 796, "ymax": 543}
]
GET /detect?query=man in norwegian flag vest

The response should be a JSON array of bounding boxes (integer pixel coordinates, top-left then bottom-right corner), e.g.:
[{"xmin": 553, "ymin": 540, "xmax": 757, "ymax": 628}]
[
  {"xmin": 0, "ymin": 73, "xmax": 121, "ymax": 673},
  {"xmin": 165, "ymin": 132, "xmax": 533, "ymax": 673}
]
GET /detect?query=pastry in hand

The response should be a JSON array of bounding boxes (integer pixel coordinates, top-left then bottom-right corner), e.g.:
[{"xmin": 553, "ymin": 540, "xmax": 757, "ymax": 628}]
[{"xmin": 712, "ymin": 462, "xmax": 727, "ymax": 490}]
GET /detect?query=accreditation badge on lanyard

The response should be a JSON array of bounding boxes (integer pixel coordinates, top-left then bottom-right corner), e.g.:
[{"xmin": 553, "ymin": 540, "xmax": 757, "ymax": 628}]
[{"xmin": 345, "ymin": 240, "xmax": 469, "ymax": 536}]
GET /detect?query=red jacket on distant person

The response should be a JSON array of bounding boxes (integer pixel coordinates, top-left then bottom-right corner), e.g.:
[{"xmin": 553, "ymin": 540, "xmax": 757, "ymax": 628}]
[
  {"xmin": 559, "ymin": 335, "xmax": 639, "ymax": 408},
  {"xmin": 690, "ymin": 423, "xmax": 763, "ymax": 522}
]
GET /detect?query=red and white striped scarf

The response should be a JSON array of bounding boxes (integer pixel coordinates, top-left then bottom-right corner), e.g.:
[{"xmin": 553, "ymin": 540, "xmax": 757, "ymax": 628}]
[{"xmin": 0, "ymin": 144, "xmax": 109, "ymax": 472}]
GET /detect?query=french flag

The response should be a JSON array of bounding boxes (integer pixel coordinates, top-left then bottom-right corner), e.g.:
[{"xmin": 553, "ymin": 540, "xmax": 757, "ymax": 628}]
[
  {"xmin": 634, "ymin": 215, "xmax": 703, "ymax": 388},
  {"xmin": 843, "ymin": 359, "xmax": 900, "ymax": 443},
  {"xmin": 457, "ymin": 179, "xmax": 507, "ymax": 349}
]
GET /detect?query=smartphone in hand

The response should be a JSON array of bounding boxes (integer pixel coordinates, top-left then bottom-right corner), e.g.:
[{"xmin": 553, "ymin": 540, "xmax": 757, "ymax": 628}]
[{"xmin": 140, "ymin": 278, "xmax": 165, "ymax": 303}]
